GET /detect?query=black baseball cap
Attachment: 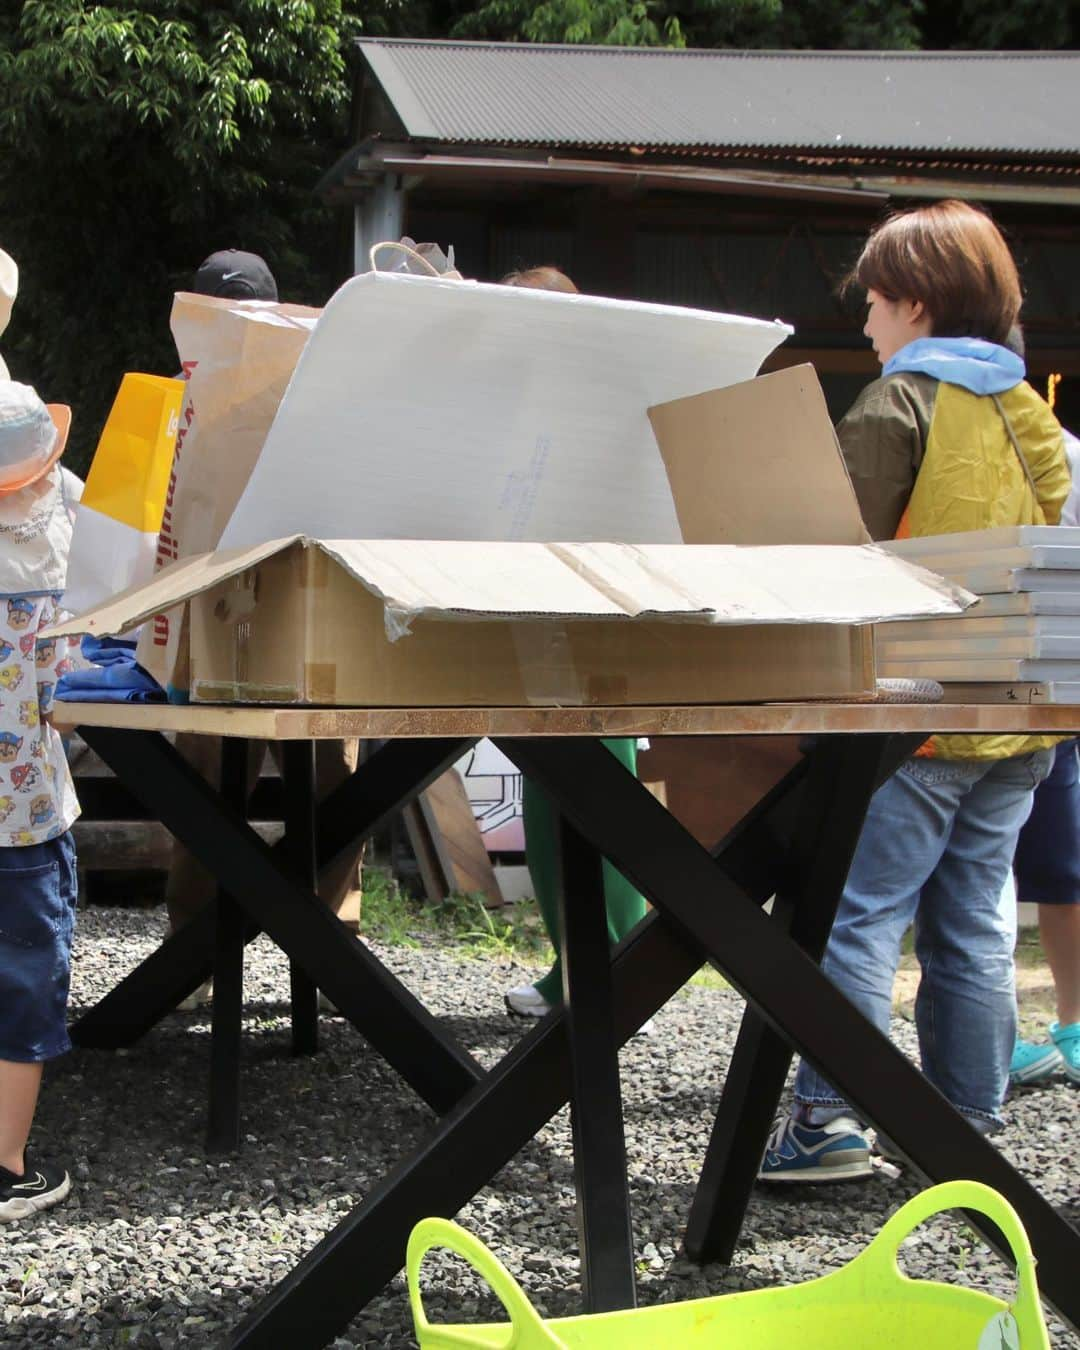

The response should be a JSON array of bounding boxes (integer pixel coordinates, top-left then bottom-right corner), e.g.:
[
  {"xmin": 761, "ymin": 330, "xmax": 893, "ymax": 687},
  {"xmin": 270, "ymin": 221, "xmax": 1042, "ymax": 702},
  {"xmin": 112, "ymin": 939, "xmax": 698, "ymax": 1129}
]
[{"xmin": 193, "ymin": 249, "xmax": 278, "ymax": 301}]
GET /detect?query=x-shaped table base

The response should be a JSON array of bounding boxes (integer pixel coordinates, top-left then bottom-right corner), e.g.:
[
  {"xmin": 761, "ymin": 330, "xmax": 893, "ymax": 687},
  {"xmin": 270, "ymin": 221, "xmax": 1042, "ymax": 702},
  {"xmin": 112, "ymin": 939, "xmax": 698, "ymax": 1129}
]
[{"xmin": 68, "ymin": 725, "xmax": 1080, "ymax": 1347}]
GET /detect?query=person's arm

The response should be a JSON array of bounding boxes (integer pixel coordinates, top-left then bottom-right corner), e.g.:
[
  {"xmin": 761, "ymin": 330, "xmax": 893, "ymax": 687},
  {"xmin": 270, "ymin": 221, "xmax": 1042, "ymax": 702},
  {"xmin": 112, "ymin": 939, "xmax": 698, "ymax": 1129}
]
[{"xmin": 836, "ymin": 374, "xmax": 934, "ymax": 541}]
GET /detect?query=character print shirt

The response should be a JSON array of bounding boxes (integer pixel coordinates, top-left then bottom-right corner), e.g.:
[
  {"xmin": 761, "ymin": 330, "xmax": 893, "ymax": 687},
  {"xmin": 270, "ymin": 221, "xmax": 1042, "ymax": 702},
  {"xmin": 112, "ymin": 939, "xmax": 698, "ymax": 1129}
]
[{"xmin": 0, "ymin": 593, "xmax": 80, "ymax": 847}]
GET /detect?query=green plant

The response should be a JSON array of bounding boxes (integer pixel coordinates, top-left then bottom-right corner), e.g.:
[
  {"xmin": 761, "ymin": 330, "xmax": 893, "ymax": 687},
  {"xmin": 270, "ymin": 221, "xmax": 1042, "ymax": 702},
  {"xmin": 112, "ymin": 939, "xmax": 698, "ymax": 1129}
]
[
  {"xmin": 423, "ymin": 890, "xmax": 552, "ymax": 964},
  {"xmin": 359, "ymin": 869, "xmax": 552, "ymax": 966},
  {"xmin": 359, "ymin": 871, "xmax": 422, "ymax": 948},
  {"xmin": 687, "ymin": 964, "xmax": 730, "ymax": 993},
  {"xmin": 951, "ymin": 1224, "xmax": 979, "ymax": 1275},
  {"xmin": 0, "ymin": 0, "xmax": 362, "ymax": 471}
]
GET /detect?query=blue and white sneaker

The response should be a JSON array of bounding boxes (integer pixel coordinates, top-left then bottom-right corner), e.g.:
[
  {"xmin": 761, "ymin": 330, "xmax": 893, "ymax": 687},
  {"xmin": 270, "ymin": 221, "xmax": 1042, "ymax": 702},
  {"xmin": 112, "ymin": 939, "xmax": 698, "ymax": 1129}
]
[
  {"xmin": 758, "ymin": 1114, "xmax": 872, "ymax": 1183},
  {"xmin": 1009, "ymin": 1036, "xmax": 1063, "ymax": 1086}
]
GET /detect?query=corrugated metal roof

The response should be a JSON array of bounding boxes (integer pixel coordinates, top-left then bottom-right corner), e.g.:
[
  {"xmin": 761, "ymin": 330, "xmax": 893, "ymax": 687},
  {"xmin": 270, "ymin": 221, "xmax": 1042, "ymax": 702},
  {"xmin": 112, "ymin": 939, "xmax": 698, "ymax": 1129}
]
[{"xmin": 356, "ymin": 39, "xmax": 1080, "ymax": 157}]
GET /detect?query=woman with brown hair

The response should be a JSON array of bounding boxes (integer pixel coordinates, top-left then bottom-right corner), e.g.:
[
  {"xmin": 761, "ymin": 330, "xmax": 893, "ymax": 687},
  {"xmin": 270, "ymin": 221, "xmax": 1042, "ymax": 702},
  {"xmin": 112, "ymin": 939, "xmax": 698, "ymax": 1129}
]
[{"xmin": 759, "ymin": 200, "xmax": 1070, "ymax": 1182}]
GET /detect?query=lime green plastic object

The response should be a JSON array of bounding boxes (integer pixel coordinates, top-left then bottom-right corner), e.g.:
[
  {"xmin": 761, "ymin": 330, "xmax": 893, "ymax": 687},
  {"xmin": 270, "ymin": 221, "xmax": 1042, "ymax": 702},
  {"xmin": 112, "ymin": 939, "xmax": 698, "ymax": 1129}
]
[{"xmin": 407, "ymin": 1181, "xmax": 1050, "ymax": 1349}]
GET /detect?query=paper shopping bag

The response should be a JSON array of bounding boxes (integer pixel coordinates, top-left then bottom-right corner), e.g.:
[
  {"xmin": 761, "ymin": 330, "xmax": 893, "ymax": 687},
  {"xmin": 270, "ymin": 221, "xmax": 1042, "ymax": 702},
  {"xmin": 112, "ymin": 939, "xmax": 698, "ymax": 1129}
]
[
  {"xmin": 63, "ymin": 373, "xmax": 184, "ymax": 614},
  {"xmin": 136, "ymin": 292, "xmax": 320, "ymax": 695}
]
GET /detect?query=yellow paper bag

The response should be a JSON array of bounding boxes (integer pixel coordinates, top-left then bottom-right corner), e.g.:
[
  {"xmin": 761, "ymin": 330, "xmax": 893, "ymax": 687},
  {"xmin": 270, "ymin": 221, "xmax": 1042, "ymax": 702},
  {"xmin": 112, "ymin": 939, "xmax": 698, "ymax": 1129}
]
[{"xmin": 63, "ymin": 373, "xmax": 184, "ymax": 614}]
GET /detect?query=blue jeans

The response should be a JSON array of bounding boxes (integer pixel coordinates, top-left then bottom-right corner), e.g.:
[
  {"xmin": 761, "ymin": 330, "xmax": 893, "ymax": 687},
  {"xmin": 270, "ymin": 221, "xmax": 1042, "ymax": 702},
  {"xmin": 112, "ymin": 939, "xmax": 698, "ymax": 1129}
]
[
  {"xmin": 794, "ymin": 750, "xmax": 1053, "ymax": 1127},
  {"xmin": 0, "ymin": 832, "xmax": 78, "ymax": 1062}
]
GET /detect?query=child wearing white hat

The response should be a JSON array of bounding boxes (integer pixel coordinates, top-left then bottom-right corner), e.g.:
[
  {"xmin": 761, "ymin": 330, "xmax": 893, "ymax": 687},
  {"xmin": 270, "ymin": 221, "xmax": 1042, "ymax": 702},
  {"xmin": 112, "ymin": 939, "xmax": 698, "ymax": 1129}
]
[{"xmin": 0, "ymin": 378, "xmax": 81, "ymax": 1221}]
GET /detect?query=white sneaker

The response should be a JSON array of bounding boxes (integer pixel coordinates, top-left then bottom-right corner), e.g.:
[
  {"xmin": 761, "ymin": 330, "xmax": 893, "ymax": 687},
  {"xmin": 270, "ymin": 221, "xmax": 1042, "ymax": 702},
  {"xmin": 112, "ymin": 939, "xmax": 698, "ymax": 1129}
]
[
  {"xmin": 505, "ymin": 984, "xmax": 551, "ymax": 1018},
  {"xmin": 504, "ymin": 983, "xmax": 654, "ymax": 1036}
]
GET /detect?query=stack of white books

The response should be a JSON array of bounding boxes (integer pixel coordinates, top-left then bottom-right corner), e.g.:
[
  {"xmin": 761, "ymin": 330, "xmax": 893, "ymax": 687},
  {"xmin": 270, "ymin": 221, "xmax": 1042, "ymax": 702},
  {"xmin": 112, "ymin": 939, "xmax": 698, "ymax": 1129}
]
[{"xmin": 876, "ymin": 526, "xmax": 1080, "ymax": 702}]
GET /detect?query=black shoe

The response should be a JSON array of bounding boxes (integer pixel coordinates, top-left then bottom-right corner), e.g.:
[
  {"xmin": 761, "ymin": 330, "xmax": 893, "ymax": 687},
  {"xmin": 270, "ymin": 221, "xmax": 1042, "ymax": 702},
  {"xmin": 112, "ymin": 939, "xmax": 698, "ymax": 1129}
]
[{"xmin": 0, "ymin": 1157, "xmax": 71, "ymax": 1222}]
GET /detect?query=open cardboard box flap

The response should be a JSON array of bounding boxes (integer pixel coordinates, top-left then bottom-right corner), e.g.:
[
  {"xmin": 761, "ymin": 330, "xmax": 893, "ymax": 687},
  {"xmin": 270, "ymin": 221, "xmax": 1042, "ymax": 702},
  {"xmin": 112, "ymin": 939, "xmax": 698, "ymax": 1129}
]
[
  {"xmin": 49, "ymin": 535, "xmax": 973, "ymax": 644},
  {"xmin": 648, "ymin": 364, "xmax": 872, "ymax": 546},
  {"xmin": 50, "ymin": 365, "xmax": 974, "ymax": 645}
]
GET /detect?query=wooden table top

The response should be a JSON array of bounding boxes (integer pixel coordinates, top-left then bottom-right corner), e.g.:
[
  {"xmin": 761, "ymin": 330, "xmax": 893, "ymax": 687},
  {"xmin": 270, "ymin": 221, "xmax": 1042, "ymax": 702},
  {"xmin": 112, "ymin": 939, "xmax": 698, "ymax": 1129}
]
[{"xmin": 52, "ymin": 700, "xmax": 1080, "ymax": 740}]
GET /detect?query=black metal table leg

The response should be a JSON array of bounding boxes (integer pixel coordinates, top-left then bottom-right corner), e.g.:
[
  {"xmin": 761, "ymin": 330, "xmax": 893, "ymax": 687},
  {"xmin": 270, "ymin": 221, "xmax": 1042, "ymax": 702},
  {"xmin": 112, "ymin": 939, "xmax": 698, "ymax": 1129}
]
[
  {"xmin": 223, "ymin": 751, "xmax": 819, "ymax": 1348},
  {"xmin": 499, "ymin": 737, "xmax": 1080, "ymax": 1336},
  {"xmin": 557, "ymin": 813, "xmax": 636, "ymax": 1313},
  {"xmin": 207, "ymin": 737, "xmax": 251, "ymax": 1153},
  {"xmin": 72, "ymin": 734, "xmax": 476, "ymax": 1051},
  {"xmin": 225, "ymin": 737, "xmax": 1079, "ymax": 1345},
  {"xmin": 684, "ymin": 733, "xmax": 918, "ymax": 1262},
  {"xmin": 73, "ymin": 728, "xmax": 483, "ymax": 1113},
  {"xmin": 228, "ymin": 911, "xmax": 700, "ymax": 1350},
  {"xmin": 283, "ymin": 740, "xmax": 319, "ymax": 1057}
]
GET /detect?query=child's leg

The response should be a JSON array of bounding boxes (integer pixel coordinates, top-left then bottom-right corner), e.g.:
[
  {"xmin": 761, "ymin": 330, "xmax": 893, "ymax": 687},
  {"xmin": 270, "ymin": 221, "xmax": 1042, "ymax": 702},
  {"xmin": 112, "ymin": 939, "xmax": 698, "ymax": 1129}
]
[
  {"xmin": 1039, "ymin": 902, "xmax": 1080, "ymax": 1026},
  {"xmin": 0, "ymin": 1060, "xmax": 43, "ymax": 1174},
  {"xmin": 0, "ymin": 832, "xmax": 77, "ymax": 1174}
]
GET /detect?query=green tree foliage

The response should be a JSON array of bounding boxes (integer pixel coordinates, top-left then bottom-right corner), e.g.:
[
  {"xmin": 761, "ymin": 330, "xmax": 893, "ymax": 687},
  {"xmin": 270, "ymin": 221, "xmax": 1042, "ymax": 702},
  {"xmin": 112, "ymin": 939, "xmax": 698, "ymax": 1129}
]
[
  {"xmin": 0, "ymin": 1, "xmax": 362, "ymax": 470},
  {"xmin": 447, "ymin": 0, "xmax": 923, "ymax": 50},
  {"xmin": 923, "ymin": 0, "xmax": 1076, "ymax": 50},
  {"xmin": 0, "ymin": 0, "xmax": 1073, "ymax": 469},
  {"xmin": 437, "ymin": 0, "xmax": 1074, "ymax": 50}
]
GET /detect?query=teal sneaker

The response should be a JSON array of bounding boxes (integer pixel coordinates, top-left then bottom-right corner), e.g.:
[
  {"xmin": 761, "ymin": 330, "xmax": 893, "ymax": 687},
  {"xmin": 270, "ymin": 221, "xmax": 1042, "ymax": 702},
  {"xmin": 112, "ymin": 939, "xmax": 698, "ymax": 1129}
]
[
  {"xmin": 758, "ymin": 1115, "xmax": 872, "ymax": 1183},
  {"xmin": 1009, "ymin": 1036, "xmax": 1063, "ymax": 1086},
  {"xmin": 1050, "ymin": 1021, "xmax": 1080, "ymax": 1084}
]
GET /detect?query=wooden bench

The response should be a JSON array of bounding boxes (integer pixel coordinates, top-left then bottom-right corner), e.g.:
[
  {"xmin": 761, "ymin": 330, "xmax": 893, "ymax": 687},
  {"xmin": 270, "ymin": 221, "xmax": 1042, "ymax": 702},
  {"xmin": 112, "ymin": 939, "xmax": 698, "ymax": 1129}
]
[{"xmin": 69, "ymin": 734, "xmax": 285, "ymax": 900}]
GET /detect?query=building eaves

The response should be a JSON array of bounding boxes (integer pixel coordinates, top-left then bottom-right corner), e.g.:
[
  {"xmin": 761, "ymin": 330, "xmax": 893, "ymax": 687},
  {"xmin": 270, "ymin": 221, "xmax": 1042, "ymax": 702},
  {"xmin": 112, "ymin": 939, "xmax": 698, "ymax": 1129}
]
[{"xmin": 355, "ymin": 39, "xmax": 1080, "ymax": 159}]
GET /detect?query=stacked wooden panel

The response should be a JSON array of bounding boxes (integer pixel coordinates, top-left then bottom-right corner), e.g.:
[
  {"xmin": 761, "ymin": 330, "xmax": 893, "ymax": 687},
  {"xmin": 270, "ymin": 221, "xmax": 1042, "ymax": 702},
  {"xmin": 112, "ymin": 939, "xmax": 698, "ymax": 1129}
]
[{"xmin": 876, "ymin": 527, "xmax": 1080, "ymax": 702}]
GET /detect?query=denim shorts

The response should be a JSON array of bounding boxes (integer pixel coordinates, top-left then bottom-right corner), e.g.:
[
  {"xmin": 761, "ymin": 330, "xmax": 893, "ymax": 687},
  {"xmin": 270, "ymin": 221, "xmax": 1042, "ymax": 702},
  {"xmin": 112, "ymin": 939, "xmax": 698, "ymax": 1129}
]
[
  {"xmin": 0, "ymin": 831, "xmax": 77, "ymax": 1062},
  {"xmin": 1014, "ymin": 740, "xmax": 1080, "ymax": 906}
]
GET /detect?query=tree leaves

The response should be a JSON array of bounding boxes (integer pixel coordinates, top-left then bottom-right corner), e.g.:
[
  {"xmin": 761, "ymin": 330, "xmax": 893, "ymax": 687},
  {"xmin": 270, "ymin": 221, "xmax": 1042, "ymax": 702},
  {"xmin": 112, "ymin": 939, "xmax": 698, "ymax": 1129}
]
[{"xmin": 0, "ymin": 1, "xmax": 359, "ymax": 469}]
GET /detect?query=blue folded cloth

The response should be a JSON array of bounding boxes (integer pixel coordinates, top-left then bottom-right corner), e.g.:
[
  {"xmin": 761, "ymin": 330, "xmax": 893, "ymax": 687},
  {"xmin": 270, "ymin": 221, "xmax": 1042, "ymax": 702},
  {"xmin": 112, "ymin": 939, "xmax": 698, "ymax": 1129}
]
[{"xmin": 56, "ymin": 636, "xmax": 166, "ymax": 704}]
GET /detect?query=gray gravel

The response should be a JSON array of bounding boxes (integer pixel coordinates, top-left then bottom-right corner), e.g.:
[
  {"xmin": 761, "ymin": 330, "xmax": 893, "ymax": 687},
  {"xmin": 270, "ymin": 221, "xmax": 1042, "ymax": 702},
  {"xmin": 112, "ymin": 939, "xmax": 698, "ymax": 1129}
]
[{"xmin": 2, "ymin": 905, "xmax": 1076, "ymax": 1348}]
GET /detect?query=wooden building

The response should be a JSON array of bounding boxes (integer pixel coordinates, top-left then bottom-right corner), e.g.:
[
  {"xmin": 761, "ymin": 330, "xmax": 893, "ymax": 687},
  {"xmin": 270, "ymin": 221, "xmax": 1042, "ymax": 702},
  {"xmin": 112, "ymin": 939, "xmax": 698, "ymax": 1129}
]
[{"xmin": 321, "ymin": 40, "xmax": 1080, "ymax": 423}]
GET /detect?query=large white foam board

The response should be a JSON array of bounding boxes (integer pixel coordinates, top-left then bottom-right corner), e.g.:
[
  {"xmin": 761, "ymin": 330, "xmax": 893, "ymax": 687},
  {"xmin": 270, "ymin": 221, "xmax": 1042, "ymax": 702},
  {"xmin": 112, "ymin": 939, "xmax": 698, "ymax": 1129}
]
[{"xmin": 218, "ymin": 273, "xmax": 791, "ymax": 550}]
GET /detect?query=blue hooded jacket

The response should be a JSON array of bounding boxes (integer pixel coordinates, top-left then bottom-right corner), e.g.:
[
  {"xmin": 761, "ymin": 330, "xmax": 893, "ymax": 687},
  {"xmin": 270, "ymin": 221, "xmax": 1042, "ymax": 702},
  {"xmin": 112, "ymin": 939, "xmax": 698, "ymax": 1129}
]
[{"xmin": 883, "ymin": 336, "xmax": 1025, "ymax": 397}]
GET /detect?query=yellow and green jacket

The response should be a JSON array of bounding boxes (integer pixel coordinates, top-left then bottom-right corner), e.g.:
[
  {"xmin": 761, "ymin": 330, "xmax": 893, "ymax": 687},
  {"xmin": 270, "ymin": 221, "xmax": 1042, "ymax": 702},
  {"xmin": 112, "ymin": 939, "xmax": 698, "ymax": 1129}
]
[{"xmin": 837, "ymin": 339, "xmax": 1070, "ymax": 761}]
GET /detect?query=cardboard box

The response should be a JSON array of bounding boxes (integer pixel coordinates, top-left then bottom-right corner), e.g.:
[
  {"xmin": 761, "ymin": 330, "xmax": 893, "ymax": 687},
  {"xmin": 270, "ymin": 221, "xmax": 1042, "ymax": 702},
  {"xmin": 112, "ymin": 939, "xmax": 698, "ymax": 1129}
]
[
  {"xmin": 186, "ymin": 540, "xmax": 879, "ymax": 706},
  {"xmin": 51, "ymin": 530, "xmax": 967, "ymax": 707},
  {"xmin": 51, "ymin": 366, "xmax": 972, "ymax": 707}
]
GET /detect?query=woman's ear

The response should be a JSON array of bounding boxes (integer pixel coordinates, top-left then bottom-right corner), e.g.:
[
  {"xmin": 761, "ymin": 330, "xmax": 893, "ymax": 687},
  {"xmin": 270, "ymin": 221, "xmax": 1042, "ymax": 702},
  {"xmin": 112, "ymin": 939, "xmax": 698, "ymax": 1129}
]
[{"xmin": 906, "ymin": 298, "xmax": 935, "ymax": 333}]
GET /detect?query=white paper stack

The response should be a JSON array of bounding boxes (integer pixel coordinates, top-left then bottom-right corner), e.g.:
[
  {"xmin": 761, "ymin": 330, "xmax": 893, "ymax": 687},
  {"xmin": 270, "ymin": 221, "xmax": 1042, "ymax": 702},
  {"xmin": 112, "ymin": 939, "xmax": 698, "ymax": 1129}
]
[{"xmin": 877, "ymin": 526, "xmax": 1080, "ymax": 701}]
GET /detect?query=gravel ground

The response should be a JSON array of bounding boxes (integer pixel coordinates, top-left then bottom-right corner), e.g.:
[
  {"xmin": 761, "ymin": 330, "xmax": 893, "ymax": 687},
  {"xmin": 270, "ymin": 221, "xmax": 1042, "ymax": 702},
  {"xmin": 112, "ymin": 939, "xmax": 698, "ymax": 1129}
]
[{"xmin": 2, "ymin": 905, "xmax": 1077, "ymax": 1348}]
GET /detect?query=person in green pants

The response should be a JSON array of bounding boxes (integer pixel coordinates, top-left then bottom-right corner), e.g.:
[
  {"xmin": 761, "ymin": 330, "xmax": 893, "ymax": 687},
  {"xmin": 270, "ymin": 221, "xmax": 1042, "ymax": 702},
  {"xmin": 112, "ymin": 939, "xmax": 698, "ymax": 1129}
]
[
  {"xmin": 504, "ymin": 737, "xmax": 649, "ymax": 1018},
  {"xmin": 499, "ymin": 266, "xmax": 649, "ymax": 1024}
]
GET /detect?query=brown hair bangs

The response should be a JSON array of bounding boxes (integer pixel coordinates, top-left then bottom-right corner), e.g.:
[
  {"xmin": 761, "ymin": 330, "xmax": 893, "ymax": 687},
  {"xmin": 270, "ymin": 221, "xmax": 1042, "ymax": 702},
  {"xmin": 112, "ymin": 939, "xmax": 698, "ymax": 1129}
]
[{"xmin": 850, "ymin": 200, "xmax": 1021, "ymax": 344}]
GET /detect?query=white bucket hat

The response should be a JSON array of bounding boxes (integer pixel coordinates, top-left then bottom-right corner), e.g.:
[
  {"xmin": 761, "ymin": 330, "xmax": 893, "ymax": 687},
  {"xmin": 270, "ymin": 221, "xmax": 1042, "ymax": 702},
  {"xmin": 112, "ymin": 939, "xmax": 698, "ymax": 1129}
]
[
  {"xmin": 0, "ymin": 248, "xmax": 16, "ymax": 380},
  {"xmin": 0, "ymin": 382, "xmax": 70, "ymax": 495}
]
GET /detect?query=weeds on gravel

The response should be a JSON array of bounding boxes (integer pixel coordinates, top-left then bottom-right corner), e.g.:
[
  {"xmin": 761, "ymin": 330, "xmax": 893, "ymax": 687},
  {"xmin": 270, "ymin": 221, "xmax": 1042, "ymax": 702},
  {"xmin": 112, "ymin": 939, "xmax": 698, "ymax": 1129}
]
[
  {"xmin": 951, "ymin": 1224, "xmax": 979, "ymax": 1276},
  {"xmin": 361, "ymin": 872, "xmax": 423, "ymax": 947},
  {"xmin": 361, "ymin": 871, "xmax": 552, "ymax": 965}
]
